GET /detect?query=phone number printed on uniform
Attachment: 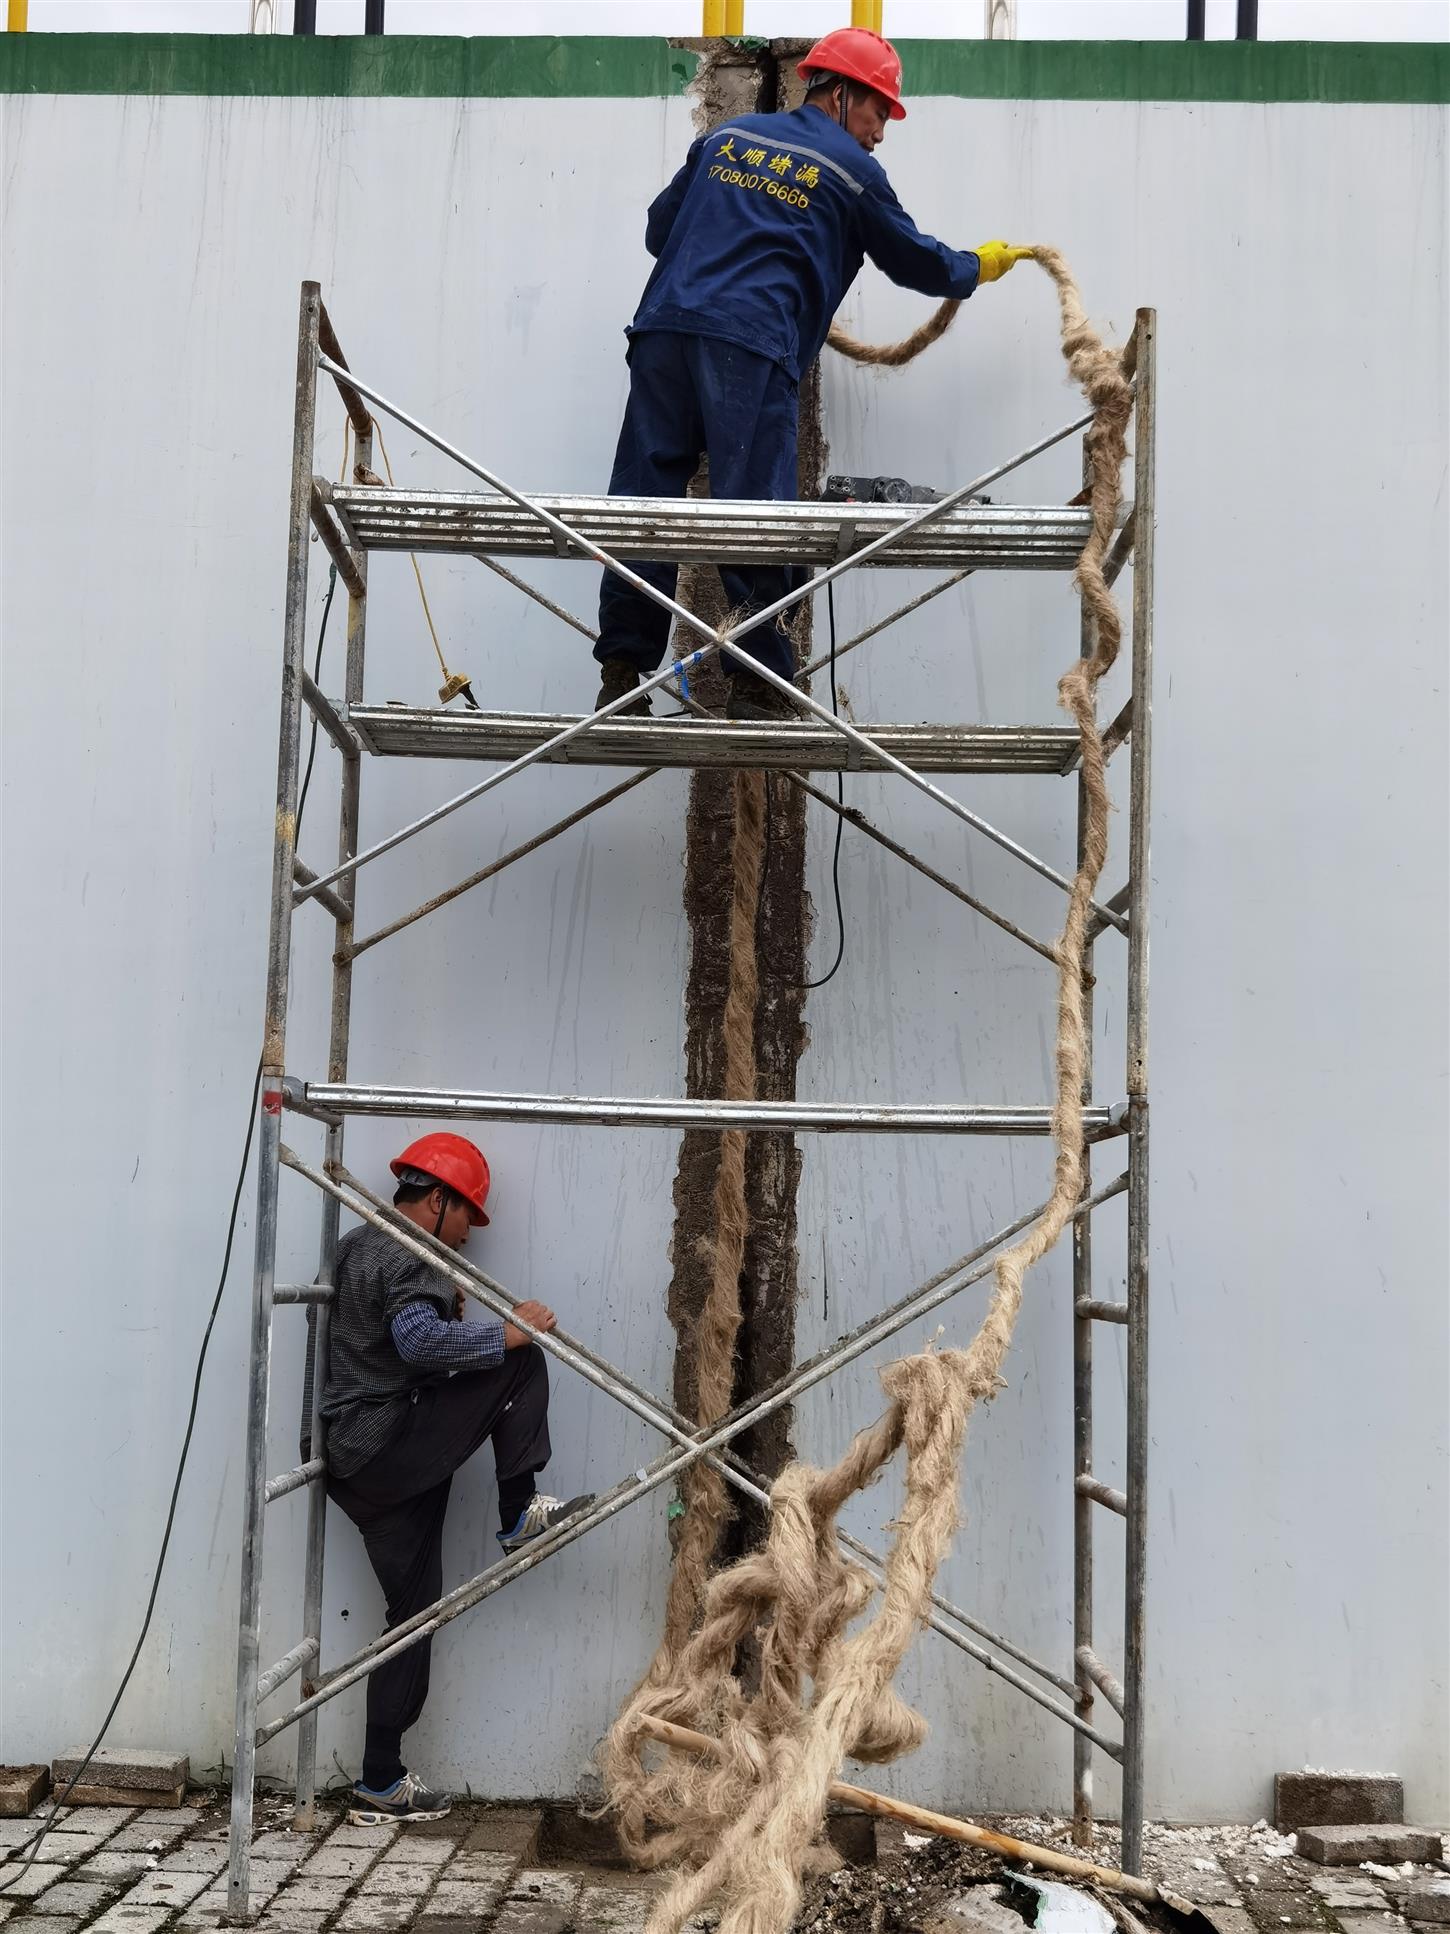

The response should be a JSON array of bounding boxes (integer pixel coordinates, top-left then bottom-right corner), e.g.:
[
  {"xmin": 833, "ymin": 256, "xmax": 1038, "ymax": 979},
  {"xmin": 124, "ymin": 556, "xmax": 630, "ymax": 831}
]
[{"xmin": 708, "ymin": 162, "xmax": 812, "ymax": 210}]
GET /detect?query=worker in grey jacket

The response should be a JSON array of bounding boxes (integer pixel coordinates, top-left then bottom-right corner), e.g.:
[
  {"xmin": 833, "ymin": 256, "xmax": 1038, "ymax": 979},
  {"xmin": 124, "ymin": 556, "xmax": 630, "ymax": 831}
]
[{"xmin": 302, "ymin": 1131, "xmax": 591, "ymax": 1825}]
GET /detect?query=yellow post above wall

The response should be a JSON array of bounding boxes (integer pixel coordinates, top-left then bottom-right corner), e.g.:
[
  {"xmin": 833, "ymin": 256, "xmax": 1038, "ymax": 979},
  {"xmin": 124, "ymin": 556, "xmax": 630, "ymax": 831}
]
[
  {"xmin": 851, "ymin": 0, "xmax": 884, "ymax": 32},
  {"xmin": 702, "ymin": 0, "xmax": 725, "ymax": 32},
  {"xmin": 7, "ymin": 0, "xmax": 29, "ymax": 31},
  {"xmin": 725, "ymin": 0, "xmax": 744, "ymax": 30}
]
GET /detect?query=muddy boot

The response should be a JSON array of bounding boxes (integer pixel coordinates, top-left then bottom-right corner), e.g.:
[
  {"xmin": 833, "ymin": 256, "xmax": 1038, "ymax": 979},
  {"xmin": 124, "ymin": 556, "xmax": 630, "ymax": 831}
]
[
  {"xmin": 725, "ymin": 672, "xmax": 798, "ymax": 723},
  {"xmin": 594, "ymin": 657, "xmax": 652, "ymax": 718}
]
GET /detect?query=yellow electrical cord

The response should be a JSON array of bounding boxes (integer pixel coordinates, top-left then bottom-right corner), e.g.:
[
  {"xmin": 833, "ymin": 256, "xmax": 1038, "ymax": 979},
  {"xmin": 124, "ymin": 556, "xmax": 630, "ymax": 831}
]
[{"xmin": 336, "ymin": 410, "xmax": 473, "ymax": 705}]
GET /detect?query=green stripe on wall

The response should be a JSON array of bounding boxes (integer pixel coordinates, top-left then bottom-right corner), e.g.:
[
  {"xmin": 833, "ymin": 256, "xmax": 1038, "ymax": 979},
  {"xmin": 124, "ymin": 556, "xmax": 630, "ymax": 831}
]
[
  {"xmin": 1, "ymin": 32, "xmax": 1445, "ymax": 105},
  {"xmin": 0, "ymin": 34, "xmax": 698, "ymax": 99},
  {"xmin": 899, "ymin": 37, "xmax": 1448, "ymax": 104}
]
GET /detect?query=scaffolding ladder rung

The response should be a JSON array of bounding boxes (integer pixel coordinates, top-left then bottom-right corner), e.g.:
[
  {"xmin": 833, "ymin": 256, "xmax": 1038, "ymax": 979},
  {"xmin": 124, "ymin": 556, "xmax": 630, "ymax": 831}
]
[
  {"xmin": 266, "ymin": 1459, "xmax": 325, "ymax": 1504},
  {"xmin": 1075, "ymin": 1475, "xmax": 1128, "ymax": 1517},
  {"xmin": 256, "ymin": 1636, "xmax": 321, "ymax": 1704},
  {"xmin": 273, "ymin": 1284, "xmax": 335, "ymax": 1306},
  {"xmin": 1075, "ymin": 1298, "xmax": 1128, "ymax": 1324}
]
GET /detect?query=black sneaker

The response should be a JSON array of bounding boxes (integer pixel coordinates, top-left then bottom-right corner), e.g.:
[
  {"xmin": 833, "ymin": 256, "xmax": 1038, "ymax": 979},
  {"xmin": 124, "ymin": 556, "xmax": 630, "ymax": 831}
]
[
  {"xmin": 347, "ymin": 1772, "xmax": 452, "ymax": 1825},
  {"xmin": 726, "ymin": 676, "xmax": 799, "ymax": 723},
  {"xmin": 595, "ymin": 659, "xmax": 651, "ymax": 717},
  {"xmin": 497, "ymin": 1492, "xmax": 595, "ymax": 1555}
]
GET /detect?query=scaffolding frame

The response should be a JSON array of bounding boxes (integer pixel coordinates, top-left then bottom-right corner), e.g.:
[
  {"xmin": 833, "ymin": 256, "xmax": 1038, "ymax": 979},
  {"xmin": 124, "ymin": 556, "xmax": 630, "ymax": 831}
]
[{"xmin": 226, "ymin": 280, "xmax": 1155, "ymax": 1920}]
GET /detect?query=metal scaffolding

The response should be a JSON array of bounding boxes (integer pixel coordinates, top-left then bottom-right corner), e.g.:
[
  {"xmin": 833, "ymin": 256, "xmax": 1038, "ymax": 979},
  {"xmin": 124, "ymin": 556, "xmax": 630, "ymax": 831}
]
[{"xmin": 226, "ymin": 279, "xmax": 1156, "ymax": 1920}]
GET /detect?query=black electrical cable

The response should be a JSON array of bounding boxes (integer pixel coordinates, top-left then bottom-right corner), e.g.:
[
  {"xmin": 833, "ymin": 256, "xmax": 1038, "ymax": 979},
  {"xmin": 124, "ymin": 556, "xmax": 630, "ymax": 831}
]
[
  {"xmin": 297, "ymin": 561, "xmax": 338, "ymax": 830},
  {"xmin": 11, "ymin": 571, "xmax": 340, "ymax": 1873},
  {"xmin": 757, "ymin": 579, "xmax": 847, "ymax": 992}
]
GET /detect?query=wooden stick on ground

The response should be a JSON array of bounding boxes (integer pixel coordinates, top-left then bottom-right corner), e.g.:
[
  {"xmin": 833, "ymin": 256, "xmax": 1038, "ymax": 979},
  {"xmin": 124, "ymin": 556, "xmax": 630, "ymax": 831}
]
[{"xmin": 635, "ymin": 1714, "xmax": 1163, "ymax": 1907}]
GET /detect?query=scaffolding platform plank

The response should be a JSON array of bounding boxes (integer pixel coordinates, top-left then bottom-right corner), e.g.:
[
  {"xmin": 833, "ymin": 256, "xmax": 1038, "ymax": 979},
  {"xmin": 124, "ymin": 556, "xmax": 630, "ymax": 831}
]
[
  {"xmin": 323, "ymin": 483, "xmax": 1098, "ymax": 571},
  {"xmin": 299, "ymin": 1082, "xmax": 1124, "ymax": 1137},
  {"xmin": 344, "ymin": 706, "xmax": 1081, "ymax": 775}
]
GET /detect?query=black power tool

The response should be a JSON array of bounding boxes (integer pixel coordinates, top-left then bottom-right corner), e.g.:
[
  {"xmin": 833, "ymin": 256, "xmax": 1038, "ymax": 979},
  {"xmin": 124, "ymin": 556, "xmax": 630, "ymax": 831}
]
[{"xmin": 823, "ymin": 474, "xmax": 991, "ymax": 506}]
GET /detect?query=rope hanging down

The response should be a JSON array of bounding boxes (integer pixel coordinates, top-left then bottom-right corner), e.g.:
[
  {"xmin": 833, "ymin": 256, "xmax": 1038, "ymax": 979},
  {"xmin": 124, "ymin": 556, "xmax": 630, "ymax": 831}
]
[{"xmin": 601, "ymin": 249, "xmax": 1134, "ymax": 1934}]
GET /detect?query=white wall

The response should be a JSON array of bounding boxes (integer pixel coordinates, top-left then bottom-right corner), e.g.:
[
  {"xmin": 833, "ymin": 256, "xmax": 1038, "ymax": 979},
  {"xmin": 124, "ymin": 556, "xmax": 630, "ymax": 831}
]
[{"xmin": 2, "ymin": 70, "xmax": 1445, "ymax": 1823}]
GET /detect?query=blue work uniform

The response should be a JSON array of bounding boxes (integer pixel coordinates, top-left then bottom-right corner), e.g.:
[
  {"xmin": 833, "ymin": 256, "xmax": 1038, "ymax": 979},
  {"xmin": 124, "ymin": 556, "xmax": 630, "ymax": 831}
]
[{"xmin": 597, "ymin": 103, "xmax": 983, "ymax": 684}]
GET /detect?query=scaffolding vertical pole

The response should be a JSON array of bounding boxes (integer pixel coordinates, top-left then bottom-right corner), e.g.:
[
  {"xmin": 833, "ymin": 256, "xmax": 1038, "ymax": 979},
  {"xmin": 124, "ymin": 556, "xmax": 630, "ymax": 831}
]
[
  {"xmin": 293, "ymin": 410, "xmax": 372, "ymax": 1829},
  {"xmin": 1071, "ymin": 436, "xmax": 1097, "ymax": 1849},
  {"xmin": 1120, "ymin": 307, "xmax": 1156, "ymax": 1878},
  {"xmin": 229, "ymin": 280, "xmax": 321, "ymax": 1922}
]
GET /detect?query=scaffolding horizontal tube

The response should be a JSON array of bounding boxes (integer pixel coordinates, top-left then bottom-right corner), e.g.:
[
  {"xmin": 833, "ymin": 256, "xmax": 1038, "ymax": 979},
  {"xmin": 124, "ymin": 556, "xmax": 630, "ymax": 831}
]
[
  {"xmin": 272, "ymin": 1284, "xmax": 335, "ymax": 1306},
  {"xmin": 1076, "ymin": 1644, "xmax": 1127, "ymax": 1718},
  {"xmin": 1075, "ymin": 1298, "xmax": 1128, "ymax": 1324},
  {"xmin": 300, "ymin": 1085, "xmax": 1117, "ymax": 1137},
  {"xmin": 1075, "ymin": 1475, "xmax": 1128, "ymax": 1517},
  {"xmin": 259, "ymin": 1151, "xmax": 1128, "ymax": 1754},
  {"xmin": 265, "ymin": 1459, "xmax": 325, "ymax": 1504},
  {"xmin": 291, "ymin": 858, "xmax": 352, "ymax": 925},
  {"xmin": 256, "ymin": 1636, "xmax": 320, "ymax": 1704}
]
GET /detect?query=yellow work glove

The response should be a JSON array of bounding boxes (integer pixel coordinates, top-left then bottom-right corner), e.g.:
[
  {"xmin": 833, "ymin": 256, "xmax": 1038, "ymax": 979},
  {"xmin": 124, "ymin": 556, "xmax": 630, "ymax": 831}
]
[{"xmin": 974, "ymin": 240, "xmax": 1033, "ymax": 284}]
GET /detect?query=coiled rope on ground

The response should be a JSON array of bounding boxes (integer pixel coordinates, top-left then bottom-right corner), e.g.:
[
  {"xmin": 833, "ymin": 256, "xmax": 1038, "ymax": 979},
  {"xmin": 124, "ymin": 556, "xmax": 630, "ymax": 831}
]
[{"xmin": 602, "ymin": 249, "xmax": 1134, "ymax": 1934}]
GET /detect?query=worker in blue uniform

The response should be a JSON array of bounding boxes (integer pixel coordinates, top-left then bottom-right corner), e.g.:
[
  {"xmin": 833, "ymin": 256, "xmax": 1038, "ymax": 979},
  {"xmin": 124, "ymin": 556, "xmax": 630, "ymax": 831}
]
[{"xmin": 593, "ymin": 27, "xmax": 1030, "ymax": 721}]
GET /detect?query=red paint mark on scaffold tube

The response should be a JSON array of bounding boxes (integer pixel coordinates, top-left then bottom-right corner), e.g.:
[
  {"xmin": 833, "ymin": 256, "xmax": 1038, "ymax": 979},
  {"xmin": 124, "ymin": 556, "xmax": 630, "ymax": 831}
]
[{"xmin": 262, "ymin": 1090, "xmax": 284, "ymax": 1115}]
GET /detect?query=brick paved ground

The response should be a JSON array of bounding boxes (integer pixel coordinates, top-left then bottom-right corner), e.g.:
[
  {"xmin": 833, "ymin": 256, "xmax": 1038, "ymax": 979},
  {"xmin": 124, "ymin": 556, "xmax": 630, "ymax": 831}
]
[{"xmin": 0, "ymin": 1798, "xmax": 1443, "ymax": 1934}]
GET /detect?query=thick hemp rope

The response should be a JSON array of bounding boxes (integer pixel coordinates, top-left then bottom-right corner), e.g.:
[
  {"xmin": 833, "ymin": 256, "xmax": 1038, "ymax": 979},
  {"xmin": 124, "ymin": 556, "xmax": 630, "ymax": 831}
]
[{"xmin": 604, "ymin": 250, "xmax": 1133, "ymax": 1934}]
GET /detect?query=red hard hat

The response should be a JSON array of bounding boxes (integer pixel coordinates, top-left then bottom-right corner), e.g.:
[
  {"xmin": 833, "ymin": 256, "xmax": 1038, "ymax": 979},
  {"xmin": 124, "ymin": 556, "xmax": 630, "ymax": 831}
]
[
  {"xmin": 798, "ymin": 27, "xmax": 906, "ymax": 121},
  {"xmin": 391, "ymin": 1132, "xmax": 491, "ymax": 1226}
]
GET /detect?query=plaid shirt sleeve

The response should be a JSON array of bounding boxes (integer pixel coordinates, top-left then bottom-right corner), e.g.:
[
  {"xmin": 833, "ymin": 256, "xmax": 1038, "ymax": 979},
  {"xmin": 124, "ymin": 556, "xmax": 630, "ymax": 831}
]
[{"xmin": 390, "ymin": 1299, "xmax": 507, "ymax": 1372}]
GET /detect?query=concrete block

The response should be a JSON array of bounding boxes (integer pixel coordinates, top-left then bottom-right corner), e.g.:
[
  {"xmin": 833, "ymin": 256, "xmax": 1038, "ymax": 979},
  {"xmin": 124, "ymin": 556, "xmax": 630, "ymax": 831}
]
[
  {"xmin": 360, "ymin": 1860, "xmax": 442, "ymax": 1894},
  {"xmin": 51, "ymin": 1785, "xmax": 184, "ymax": 1812},
  {"xmin": 327, "ymin": 1823, "xmax": 401, "ymax": 1849},
  {"xmin": 150, "ymin": 1842, "xmax": 226, "ymax": 1875},
  {"xmin": 12, "ymin": 1829, "xmax": 100, "ymax": 1864},
  {"xmin": 429, "ymin": 1876, "xmax": 513, "ymax": 1917},
  {"xmin": 75, "ymin": 1853, "xmax": 156, "ymax": 1883},
  {"xmin": 376, "ymin": 1835, "xmax": 454, "ymax": 1866},
  {"xmin": 577, "ymin": 1884, "xmax": 656, "ymax": 1934},
  {"xmin": 444, "ymin": 1851, "xmax": 518, "ymax": 1884},
  {"xmin": 487, "ymin": 1905, "xmax": 575, "ymax": 1934},
  {"xmin": 0, "ymin": 1825, "xmax": 42, "ymax": 1852},
  {"xmin": 415, "ymin": 1921, "xmax": 490, "ymax": 1934},
  {"xmin": 255, "ymin": 1915, "xmax": 329, "ymax": 1934},
  {"xmin": 50, "ymin": 1809, "xmax": 140, "ymax": 1834},
  {"xmin": 0, "ymin": 1862, "xmax": 66, "ymax": 1898},
  {"xmin": 24, "ymin": 1876, "xmax": 113, "ymax": 1915},
  {"xmin": 301, "ymin": 1841, "xmax": 379, "ymax": 1878},
  {"xmin": 507, "ymin": 1870, "xmax": 579, "ymax": 1905},
  {"xmin": 1396, "ymin": 1885, "xmax": 1450, "ymax": 1925},
  {"xmin": 0, "ymin": 1772, "xmax": 49, "ymax": 1821},
  {"xmin": 1335, "ymin": 1914, "xmax": 1407, "ymax": 1934},
  {"xmin": 334, "ymin": 1898, "xmax": 417, "ymax": 1931},
  {"xmin": 1276, "ymin": 1777, "xmax": 1404, "ymax": 1833},
  {"xmin": 267, "ymin": 1875, "xmax": 355, "ymax": 1913},
  {"xmin": 4, "ymin": 1919, "xmax": 82, "ymax": 1934},
  {"xmin": 120, "ymin": 1866, "xmax": 213, "ymax": 1907},
  {"xmin": 50, "ymin": 1752, "xmax": 187, "ymax": 1805},
  {"xmin": 87, "ymin": 1908, "xmax": 174, "ymax": 1934},
  {"xmin": 1297, "ymin": 1828, "xmax": 1442, "ymax": 1867}
]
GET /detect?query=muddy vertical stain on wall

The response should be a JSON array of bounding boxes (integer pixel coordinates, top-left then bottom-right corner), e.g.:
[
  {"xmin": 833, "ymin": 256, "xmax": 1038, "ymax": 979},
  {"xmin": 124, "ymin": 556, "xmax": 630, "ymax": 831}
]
[{"xmin": 664, "ymin": 43, "xmax": 823, "ymax": 1563}]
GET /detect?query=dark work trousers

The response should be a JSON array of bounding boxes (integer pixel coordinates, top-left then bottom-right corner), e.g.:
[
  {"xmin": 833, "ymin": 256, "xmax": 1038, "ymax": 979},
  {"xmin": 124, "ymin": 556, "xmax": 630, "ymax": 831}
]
[
  {"xmin": 326, "ymin": 1345, "xmax": 551, "ymax": 1790},
  {"xmin": 596, "ymin": 330, "xmax": 802, "ymax": 686}
]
